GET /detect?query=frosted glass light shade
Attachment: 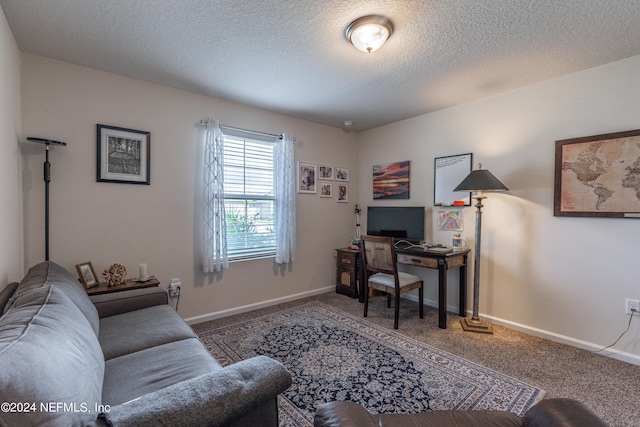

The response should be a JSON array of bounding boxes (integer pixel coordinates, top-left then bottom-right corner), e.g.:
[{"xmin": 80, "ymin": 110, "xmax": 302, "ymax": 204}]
[{"xmin": 345, "ymin": 15, "xmax": 393, "ymax": 53}]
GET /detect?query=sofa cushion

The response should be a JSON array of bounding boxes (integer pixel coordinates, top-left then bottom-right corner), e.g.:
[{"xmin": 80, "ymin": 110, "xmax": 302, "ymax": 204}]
[
  {"xmin": 102, "ymin": 338, "xmax": 221, "ymax": 406},
  {"xmin": 5, "ymin": 261, "xmax": 99, "ymax": 335},
  {"xmin": 91, "ymin": 287, "xmax": 169, "ymax": 318},
  {"xmin": 99, "ymin": 304, "xmax": 197, "ymax": 360},
  {"xmin": 0, "ymin": 282, "xmax": 18, "ymax": 314},
  {"xmin": 0, "ymin": 286, "xmax": 105, "ymax": 427},
  {"xmin": 103, "ymin": 355, "xmax": 291, "ymax": 427}
]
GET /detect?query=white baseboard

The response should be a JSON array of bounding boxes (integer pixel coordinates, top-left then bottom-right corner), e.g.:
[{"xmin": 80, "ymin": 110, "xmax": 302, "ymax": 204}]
[
  {"xmin": 187, "ymin": 290, "xmax": 640, "ymax": 366},
  {"xmin": 184, "ymin": 286, "xmax": 334, "ymax": 325},
  {"xmin": 404, "ymin": 294, "xmax": 640, "ymax": 366},
  {"xmin": 481, "ymin": 312, "xmax": 640, "ymax": 366}
]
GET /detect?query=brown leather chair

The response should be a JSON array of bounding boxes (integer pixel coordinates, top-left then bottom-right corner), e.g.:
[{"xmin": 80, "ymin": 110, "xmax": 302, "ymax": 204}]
[
  {"xmin": 314, "ymin": 398, "xmax": 610, "ymax": 427},
  {"xmin": 360, "ymin": 235, "xmax": 424, "ymax": 329}
]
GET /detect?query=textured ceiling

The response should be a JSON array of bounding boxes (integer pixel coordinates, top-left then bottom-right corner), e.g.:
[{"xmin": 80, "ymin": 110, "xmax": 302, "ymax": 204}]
[{"xmin": 2, "ymin": 0, "xmax": 640, "ymax": 132}]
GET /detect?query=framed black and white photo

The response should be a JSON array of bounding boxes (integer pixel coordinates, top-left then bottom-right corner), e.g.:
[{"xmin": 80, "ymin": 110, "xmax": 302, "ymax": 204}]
[{"xmin": 97, "ymin": 124, "xmax": 150, "ymax": 184}]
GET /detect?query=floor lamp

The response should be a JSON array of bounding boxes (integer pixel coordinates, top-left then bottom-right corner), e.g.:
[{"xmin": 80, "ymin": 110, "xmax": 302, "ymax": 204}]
[
  {"xmin": 454, "ymin": 163, "xmax": 508, "ymax": 334},
  {"xmin": 27, "ymin": 137, "xmax": 67, "ymax": 261}
]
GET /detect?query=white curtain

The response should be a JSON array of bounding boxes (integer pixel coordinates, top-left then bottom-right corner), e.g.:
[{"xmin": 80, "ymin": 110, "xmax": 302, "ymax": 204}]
[
  {"xmin": 201, "ymin": 118, "xmax": 228, "ymax": 272},
  {"xmin": 274, "ymin": 133, "xmax": 296, "ymax": 264}
]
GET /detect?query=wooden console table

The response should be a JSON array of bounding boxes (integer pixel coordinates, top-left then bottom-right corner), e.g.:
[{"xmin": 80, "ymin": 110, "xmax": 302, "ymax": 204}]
[{"xmin": 85, "ymin": 277, "xmax": 160, "ymax": 296}]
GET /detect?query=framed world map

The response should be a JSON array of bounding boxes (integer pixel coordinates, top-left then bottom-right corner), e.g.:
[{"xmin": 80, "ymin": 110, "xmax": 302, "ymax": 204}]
[{"xmin": 554, "ymin": 129, "xmax": 640, "ymax": 218}]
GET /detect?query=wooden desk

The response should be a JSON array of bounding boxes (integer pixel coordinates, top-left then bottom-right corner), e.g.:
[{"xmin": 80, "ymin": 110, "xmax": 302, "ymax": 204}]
[
  {"xmin": 85, "ymin": 278, "xmax": 160, "ymax": 296},
  {"xmin": 360, "ymin": 245, "xmax": 470, "ymax": 329}
]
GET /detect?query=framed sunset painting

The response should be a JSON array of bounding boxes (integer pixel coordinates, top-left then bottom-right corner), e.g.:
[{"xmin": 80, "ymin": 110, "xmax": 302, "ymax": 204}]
[{"xmin": 373, "ymin": 160, "xmax": 410, "ymax": 199}]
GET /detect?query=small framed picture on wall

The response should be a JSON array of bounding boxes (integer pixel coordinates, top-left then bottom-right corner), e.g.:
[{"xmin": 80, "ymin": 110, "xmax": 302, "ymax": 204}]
[
  {"xmin": 297, "ymin": 162, "xmax": 317, "ymax": 193},
  {"xmin": 319, "ymin": 165, "xmax": 334, "ymax": 180},
  {"xmin": 373, "ymin": 160, "xmax": 410, "ymax": 200},
  {"xmin": 335, "ymin": 167, "xmax": 349, "ymax": 182},
  {"xmin": 337, "ymin": 184, "xmax": 348, "ymax": 202},
  {"xmin": 97, "ymin": 124, "xmax": 150, "ymax": 185},
  {"xmin": 320, "ymin": 182, "xmax": 332, "ymax": 198}
]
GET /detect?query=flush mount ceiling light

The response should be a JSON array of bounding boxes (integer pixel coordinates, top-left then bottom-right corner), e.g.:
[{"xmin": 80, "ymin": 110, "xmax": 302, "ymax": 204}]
[{"xmin": 345, "ymin": 15, "xmax": 393, "ymax": 53}]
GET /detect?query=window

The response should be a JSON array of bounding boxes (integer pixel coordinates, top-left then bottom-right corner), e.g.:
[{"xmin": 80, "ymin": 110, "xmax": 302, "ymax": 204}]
[{"xmin": 222, "ymin": 128, "xmax": 276, "ymax": 260}]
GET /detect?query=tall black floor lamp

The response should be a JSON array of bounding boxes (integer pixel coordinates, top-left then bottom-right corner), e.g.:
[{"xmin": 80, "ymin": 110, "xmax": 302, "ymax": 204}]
[
  {"xmin": 27, "ymin": 137, "xmax": 67, "ymax": 261},
  {"xmin": 454, "ymin": 163, "xmax": 508, "ymax": 334}
]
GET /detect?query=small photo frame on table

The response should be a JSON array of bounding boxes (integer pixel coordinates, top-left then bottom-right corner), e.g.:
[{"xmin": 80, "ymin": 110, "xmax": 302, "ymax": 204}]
[
  {"xmin": 335, "ymin": 167, "xmax": 349, "ymax": 182},
  {"xmin": 337, "ymin": 184, "xmax": 348, "ymax": 203},
  {"xmin": 320, "ymin": 182, "xmax": 333, "ymax": 198},
  {"xmin": 319, "ymin": 165, "xmax": 334, "ymax": 180},
  {"xmin": 298, "ymin": 162, "xmax": 317, "ymax": 193},
  {"xmin": 97, "ymin": 124, "xmax": 150, "ymax": 185},
  {"xmin": 76, "ymin": 262, "xmax": 99, "ymax": 289}
]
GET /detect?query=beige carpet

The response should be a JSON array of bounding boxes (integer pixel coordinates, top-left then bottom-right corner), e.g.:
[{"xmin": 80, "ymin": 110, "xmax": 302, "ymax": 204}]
[{"xmin": 192, "ymin": 291, "xmax": 640, "ymax": 426}]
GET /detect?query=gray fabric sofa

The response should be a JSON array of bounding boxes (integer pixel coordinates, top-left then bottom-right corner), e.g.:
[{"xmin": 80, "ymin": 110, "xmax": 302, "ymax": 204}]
[{"xmin": 0, "ymin": 261, "xmax": 292, "ymax": 427}]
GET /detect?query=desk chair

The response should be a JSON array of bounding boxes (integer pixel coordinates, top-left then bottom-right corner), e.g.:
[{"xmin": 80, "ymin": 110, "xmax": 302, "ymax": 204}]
[{"xmin": 360, "ymin": 235, "xmax": 424, "ymax": 329}]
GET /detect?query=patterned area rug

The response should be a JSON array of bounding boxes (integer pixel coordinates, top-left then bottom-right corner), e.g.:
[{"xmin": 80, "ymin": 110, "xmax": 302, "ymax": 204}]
[{"xmin": 196, "ymin": 302, "xmax": 545, "ymax": 426}]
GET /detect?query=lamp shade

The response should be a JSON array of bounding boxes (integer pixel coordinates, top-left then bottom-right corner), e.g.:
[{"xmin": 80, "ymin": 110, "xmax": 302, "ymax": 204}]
[
  {"xmin": 27, "ymin": 137, "xmax": 67, "ymax": 147},
  {"xmin": 453, "ymin": 164, "xmax": 508, "ymax": 192}
]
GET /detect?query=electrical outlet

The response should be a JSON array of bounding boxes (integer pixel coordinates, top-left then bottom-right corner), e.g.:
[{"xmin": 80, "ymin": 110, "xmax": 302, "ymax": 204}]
[
  {"xmin": 169, "ymin": 284, "xmax": 180, "ymax": 297},
  {"xmin": 625, "ymin": 299, "xmax": 640, "ymax": 316}
]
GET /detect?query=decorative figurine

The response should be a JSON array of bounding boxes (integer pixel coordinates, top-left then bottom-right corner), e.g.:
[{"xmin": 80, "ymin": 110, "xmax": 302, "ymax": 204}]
[{"xmin": 102, "ymin": 263, "xmax": 127, "ymax": 287}]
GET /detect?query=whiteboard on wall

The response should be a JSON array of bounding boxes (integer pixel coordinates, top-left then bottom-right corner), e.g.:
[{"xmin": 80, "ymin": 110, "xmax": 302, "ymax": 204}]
[{"xmin": 434, "ymin": 153, "xmax": 473, "ymax": 206}]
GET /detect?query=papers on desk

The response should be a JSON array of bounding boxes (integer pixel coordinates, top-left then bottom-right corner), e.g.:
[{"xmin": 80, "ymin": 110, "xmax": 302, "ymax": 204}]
[
  {"xmin": 423, "ymin": 246, "xmax": 453, "ymax": 254},
  {"xmin": 401, "ymin": 245, "xmax": 453, "ymax": 254}
]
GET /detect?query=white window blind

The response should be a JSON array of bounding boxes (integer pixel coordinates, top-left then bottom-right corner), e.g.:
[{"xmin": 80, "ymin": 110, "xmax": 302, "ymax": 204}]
[{"xmin": 222, "ymin": 128, "xmax": 276, "ymax": 260}]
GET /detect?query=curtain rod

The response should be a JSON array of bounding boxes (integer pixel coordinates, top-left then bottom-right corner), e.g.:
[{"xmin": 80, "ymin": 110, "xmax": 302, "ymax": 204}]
[{"xmin": 200, "ymin": 120, "xmax": 284, "ymax": 140}]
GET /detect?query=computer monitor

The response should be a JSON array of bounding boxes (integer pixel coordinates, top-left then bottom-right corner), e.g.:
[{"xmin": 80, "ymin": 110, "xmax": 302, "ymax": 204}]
[{"xmin": 366, "ymin": 206, "xmax": 425, "ymax": 242}]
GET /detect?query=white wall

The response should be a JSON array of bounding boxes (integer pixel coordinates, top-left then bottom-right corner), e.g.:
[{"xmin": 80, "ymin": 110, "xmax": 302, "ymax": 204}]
[
  {"xmin": 0, "ymin": 4, "xmax": 22, "ymax": 288},
  {"xmin": 21, "ymin": 54, "xmax": 359, "ymax": 319},
  {"xmin": 14, "ymin": 19, "xmax": 640, "ymax": 363},
  {"xmin": 357, "ymin": 55, "xmax": 640, "ymax": 363}
]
